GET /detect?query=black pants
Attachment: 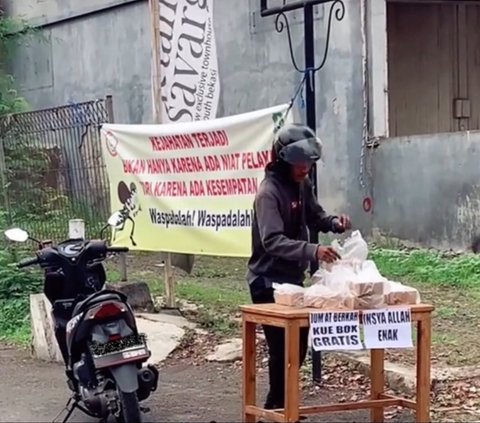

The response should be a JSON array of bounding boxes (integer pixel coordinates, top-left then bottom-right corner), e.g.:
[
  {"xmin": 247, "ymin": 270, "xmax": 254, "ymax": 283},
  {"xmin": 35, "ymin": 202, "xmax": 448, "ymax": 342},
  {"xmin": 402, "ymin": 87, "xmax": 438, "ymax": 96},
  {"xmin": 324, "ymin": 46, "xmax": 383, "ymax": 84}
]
[{"xmin": 249, "ymin": 279, "xmax": 309, "ymax": 409}]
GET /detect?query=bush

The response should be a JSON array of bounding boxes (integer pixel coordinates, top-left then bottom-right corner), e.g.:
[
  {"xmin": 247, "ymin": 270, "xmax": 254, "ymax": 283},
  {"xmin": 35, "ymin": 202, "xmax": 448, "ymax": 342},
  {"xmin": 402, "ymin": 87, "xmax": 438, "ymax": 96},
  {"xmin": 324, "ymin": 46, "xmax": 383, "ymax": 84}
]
[
  {"xmin": 0, "ymin": 249, "xmax": 42, "ymax": 343},
  {"xmin": 0, "ymin": 15, "xmax": 47, "ymax": 344}
]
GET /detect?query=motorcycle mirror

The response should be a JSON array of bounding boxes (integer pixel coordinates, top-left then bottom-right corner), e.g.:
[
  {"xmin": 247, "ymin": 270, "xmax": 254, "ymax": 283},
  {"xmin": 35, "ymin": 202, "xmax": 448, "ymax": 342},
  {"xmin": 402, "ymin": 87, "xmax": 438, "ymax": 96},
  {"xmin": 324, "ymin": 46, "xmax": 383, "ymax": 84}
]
[
  {"xmin": 107, "ymin": 211, "xmax": 123, "ymax": 229},
  {"xmin": 4, "ymin": 228, "xmax": 29, "ymax": 243}
]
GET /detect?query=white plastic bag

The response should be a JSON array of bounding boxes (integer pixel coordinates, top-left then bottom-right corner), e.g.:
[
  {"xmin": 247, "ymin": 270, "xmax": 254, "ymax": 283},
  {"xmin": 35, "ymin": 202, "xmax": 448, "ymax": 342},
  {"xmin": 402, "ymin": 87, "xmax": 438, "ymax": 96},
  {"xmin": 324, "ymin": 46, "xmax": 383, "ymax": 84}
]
[
  {"xmin": 311, "ymin": 268, "xmax": 327, "ymax": 285},
  {"xmin": 384, "ymin": 281, "xmax": 421, "ymax": 305},
  {"xmin": 353, "ymin": 294, "xmax": 385, "ymax": 310},
  {"xmin": 356, "ymin": 260, "xmax": 385, "ymax": 282},
  {"xmin": 349, "ymin": 260, "xmax": 386, "ymax": 297},
  {"xmin": 314, "ymin": 260, "xmax": 386, "ymax": 310},
  {"xmin": 273, "ymin": 283, "xmax": 305, "ymax": 307},
  {"xmin": 342, "ymin": 230, "xmax": 369, "ymax": 261},
  {"xmin": 331, "ymin": 230, "xmax": 369, "ymax": 262},
  {"xmin": 309, "ymin": 231, "xmax": 391, "ymax": 310},
  {"xmin": 304, "ymin": 283, "xmax": 355, "ymax": 310},
  {"xmin": 323, "ymin": 264, "xmax": 359, "ymax": 288}
]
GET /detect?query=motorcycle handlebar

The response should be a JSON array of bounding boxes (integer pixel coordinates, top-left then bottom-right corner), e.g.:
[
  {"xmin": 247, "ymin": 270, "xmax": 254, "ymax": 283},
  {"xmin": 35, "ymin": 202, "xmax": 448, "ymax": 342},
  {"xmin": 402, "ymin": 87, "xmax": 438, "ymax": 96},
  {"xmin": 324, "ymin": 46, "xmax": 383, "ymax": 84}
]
[
  {"xmin": 107, "ymin": 246, "xmax": 129, "ymax": 253},
  {"xmin": 17, "ymin": 257, "xmax": 39, "ymax": 269},
  {"xmin": 15, "ymin": 244, "xmax": 129, "ymax": 270}
]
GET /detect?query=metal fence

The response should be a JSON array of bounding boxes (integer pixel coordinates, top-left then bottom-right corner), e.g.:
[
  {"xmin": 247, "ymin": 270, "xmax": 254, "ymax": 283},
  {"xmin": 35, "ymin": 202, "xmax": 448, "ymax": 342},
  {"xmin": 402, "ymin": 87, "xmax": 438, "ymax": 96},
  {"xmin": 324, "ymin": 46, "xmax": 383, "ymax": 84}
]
[{"xmin": 0, "ymin": 96, "xmax": 114, "ymax": 241}]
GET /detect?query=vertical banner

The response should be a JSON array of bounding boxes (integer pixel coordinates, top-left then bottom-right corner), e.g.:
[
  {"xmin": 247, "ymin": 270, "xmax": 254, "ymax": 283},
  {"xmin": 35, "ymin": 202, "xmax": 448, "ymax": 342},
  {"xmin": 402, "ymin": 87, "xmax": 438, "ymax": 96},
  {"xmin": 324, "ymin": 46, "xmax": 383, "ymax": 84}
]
[
  {"xmin": 156, "ymin": 0, "xmax": 220, "ymax": 123},
  {"xmin": 100, "ymin": 104, "xmax": 291, "ymax": 257}
]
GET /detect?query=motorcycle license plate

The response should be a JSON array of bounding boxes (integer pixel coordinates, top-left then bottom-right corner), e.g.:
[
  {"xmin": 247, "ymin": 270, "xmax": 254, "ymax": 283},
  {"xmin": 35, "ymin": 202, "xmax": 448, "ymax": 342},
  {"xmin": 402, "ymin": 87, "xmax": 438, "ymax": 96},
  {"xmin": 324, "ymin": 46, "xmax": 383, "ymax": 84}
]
[{"xmin": 90, "ymin": 341, "xmax": 150, "ymax": 368}]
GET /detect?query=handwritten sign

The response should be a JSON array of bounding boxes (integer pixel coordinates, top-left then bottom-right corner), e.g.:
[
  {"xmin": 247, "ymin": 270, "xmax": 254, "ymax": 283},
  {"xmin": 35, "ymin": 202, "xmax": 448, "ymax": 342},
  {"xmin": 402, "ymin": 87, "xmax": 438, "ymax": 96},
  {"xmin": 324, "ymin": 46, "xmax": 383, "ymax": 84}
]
[
  {"xmin": 362, "ymin": 308, "xmax": 413, "ymax": 349},
  {"xmin": 309, "ymin": 311, "xmax": 363, "ymax": 351}
]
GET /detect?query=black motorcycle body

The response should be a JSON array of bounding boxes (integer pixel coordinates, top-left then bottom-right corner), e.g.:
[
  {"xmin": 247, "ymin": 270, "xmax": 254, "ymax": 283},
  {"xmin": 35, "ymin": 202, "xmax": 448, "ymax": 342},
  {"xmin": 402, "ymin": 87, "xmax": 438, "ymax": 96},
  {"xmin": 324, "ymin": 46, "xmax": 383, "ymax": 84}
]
[{"xmin": 18, "ymin": 238, "xmax": 158, "ymax": 422}]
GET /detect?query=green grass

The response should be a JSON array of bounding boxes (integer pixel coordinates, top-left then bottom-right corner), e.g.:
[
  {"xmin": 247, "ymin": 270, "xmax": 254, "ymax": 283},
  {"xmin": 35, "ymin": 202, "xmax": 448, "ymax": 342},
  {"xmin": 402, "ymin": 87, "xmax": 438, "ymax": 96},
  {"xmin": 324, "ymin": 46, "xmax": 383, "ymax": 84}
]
[
  {"xmin": 370, "ymin": 247, "xmax": 480, "ymax": 287},
  {"xmin": 104, "ymin": 246, "xmax": 480, "ymax": 342},
  {"xmin": 0, "ymin": 298, "xmax": 32, "ymax": 345},
  {"xmin": 5, "ymin": 243, "xmax": 480, "ymax": 365},
  {"xmin": 0, "ymin": 266, "xmax": 42, "ymax": 346},
  {"xmin": 125, "ymin": 256, "xmax": 249, "ymax": 335}
]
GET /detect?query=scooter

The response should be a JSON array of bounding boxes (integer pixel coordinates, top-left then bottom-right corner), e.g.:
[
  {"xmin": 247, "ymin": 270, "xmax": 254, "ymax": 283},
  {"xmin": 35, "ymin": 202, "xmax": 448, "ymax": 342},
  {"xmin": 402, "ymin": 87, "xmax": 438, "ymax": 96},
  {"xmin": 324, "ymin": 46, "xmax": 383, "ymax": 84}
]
[{"xmin": 4, "ymin": 213, "xmax": 158, "ymax": 423}]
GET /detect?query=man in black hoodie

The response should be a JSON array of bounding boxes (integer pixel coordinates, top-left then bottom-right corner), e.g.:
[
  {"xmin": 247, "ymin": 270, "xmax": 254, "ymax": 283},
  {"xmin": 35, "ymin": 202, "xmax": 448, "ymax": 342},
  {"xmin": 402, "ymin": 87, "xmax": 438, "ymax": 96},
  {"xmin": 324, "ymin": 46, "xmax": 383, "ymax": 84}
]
[{"xmin": 247, "ymin": 123, "xmax": 351, "ymax": 410}]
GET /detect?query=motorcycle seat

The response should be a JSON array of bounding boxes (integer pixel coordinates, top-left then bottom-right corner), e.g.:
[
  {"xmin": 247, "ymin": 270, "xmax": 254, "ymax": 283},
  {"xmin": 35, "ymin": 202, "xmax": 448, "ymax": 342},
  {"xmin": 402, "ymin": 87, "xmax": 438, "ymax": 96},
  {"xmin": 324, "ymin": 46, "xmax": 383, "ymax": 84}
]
[{"xmin": 72, "ymin": 290, "xmax": 125, "ymax": 317}]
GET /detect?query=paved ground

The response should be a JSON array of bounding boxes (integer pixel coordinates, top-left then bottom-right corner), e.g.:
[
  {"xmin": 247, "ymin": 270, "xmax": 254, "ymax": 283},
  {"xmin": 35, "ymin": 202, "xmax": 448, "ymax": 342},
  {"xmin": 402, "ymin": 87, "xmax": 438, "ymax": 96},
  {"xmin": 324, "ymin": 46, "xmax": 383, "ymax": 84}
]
[{"xmin": 0, "ymin": 344, "xmax": 417, "ymax": 423}]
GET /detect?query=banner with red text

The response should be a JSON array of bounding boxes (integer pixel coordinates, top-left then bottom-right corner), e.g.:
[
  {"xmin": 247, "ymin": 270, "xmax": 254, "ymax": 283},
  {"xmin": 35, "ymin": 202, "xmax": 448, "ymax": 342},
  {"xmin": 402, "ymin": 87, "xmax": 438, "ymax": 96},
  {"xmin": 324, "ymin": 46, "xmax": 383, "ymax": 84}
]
[{"xmin": 100, "ymin": 104, "xmax": 291, "ymax": 256}]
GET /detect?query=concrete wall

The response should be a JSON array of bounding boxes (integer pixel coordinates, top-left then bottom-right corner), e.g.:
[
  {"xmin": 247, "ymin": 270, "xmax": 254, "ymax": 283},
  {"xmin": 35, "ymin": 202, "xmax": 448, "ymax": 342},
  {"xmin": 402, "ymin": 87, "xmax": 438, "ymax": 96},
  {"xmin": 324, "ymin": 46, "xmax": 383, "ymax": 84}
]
[
  {"xmin": 373, "ymin": 131, "xmax": 480, "ymax": 250},
  {"xmin": 5, "ymin": 0, "xmax": 369, "ymax": 230},
  {"xmin": 4, "ymin": 0, "xmax": 152, "ymax": 124}
]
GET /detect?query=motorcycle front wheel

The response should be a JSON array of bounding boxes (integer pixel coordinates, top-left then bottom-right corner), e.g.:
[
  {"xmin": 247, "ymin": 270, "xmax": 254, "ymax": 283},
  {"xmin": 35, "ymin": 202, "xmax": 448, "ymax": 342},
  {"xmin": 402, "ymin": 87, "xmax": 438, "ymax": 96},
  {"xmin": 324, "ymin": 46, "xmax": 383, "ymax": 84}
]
[{"xmin": 116, "ymin": 390, "xmax": 141, "ymax": 423}]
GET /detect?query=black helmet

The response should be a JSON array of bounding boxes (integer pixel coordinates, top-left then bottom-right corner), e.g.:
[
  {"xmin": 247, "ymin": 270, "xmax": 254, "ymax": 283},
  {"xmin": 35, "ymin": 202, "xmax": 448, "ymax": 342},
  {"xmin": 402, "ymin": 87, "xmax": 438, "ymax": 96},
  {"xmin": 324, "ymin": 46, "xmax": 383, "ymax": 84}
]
[{"xmin": 273, "ymin": 123, "xmax": 323, "ymax": 165}]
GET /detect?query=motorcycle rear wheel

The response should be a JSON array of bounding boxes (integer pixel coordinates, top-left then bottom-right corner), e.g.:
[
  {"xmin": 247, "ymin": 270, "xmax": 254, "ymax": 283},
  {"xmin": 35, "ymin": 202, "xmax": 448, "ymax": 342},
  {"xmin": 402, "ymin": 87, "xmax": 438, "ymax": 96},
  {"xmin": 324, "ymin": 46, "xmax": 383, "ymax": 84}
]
[{"xmin": 116, "ymin": 390, "xmax": 141, "ymax": 423}]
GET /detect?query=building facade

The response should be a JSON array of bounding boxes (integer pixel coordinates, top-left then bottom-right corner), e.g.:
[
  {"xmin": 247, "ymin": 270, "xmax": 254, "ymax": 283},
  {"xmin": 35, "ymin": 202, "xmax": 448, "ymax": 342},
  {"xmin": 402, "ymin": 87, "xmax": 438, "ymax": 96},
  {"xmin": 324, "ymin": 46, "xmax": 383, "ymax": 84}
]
[{"xmin": 5, "ymin": 0, "xmax": 480, "ymax": 250}]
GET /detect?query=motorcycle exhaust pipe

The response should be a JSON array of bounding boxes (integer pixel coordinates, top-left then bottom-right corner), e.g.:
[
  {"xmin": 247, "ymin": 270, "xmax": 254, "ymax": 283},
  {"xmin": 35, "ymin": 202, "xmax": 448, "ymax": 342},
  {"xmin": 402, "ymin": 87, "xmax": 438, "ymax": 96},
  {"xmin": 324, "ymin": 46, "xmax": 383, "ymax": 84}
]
[
  {"xmin": 138, "ymin": 368, "xmax": 155, "ymax": 385},
  {"xmin": 137, "ymin": 365, "xmax": 159, "ymax": 401}
]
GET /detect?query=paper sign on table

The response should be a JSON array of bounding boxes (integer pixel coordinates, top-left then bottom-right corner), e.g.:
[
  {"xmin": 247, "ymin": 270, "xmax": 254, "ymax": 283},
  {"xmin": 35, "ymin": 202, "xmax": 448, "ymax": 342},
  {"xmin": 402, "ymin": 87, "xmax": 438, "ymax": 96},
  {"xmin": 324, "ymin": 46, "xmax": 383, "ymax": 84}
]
[
  {"xmin": 309, "ymin": 311, "xmax": 363, "ymax": 351},
  {"xmin": 362, "ymin": 308, "xmax": 413, "ymax": 349}
]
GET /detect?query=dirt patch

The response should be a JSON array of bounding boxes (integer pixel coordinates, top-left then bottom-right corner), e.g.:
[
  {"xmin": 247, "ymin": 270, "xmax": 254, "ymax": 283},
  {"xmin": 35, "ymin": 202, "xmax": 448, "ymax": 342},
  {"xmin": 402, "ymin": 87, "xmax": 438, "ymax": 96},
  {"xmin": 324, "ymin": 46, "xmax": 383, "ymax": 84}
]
[
  {"xmin": 157, "ymin": 361, "xmax": 415, "ymax": 423},
  {"xmin": 384, "ymin": 282, "xmax": 480, "ymax": 367},
  {"xmin": 161, "ymin": 330, "xmax": 480, "ymax": 422},
  {"xmin": 160, "ymin": 332, "xmax": 417, "ymax": 422},
  {"xmin": 168, "ymin": 333, "xmax": 480, "ymax": 421}
]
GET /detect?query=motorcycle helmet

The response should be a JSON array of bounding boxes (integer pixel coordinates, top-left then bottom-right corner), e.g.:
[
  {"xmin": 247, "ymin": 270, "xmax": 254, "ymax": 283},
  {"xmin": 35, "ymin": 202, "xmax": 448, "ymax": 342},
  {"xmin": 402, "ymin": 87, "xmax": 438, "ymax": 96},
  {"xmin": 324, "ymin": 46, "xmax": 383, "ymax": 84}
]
[{"xmin": 273, "ymin": 123, "xmax": 323, "ymax": 166}]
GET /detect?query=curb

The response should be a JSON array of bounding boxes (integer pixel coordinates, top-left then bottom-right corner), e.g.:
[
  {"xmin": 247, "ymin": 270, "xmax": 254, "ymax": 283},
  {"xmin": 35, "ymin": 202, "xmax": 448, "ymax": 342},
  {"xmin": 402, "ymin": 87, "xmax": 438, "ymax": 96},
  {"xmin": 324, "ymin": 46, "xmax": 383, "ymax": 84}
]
[
  {"xmin": 331, "ymin": 352, "xmax": 480, "ymax": 396},
  {"xmin": 331, "ymin": 351, "xmax": 416, "ymax": 395}
]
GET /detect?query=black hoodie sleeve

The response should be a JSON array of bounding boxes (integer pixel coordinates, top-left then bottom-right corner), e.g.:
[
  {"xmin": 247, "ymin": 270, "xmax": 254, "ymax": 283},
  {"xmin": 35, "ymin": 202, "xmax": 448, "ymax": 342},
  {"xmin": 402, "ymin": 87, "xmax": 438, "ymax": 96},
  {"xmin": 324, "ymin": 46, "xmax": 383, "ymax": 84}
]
[
  {"xmin": 304, "ymin": 180, "xmax": 338, "ymax": 233},
  {"xmin": 255, "ymin": 191, "xmax": 318, "ymax": 261}
]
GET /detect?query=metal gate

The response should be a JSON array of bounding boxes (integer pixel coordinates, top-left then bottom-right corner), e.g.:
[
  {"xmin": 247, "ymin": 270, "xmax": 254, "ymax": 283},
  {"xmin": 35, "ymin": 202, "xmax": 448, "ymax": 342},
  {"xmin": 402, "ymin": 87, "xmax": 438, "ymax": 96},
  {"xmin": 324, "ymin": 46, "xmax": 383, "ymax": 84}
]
[{"xmin": 0, "ymin": 96, "xmax": 114, "ymax": 241}]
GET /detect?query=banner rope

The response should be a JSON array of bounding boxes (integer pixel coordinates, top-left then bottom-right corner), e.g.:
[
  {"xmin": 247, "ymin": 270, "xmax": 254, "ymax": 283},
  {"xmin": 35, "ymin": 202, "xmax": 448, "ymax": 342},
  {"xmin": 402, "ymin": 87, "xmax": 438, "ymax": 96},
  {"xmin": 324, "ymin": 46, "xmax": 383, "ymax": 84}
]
[{"xmin": 275, "ymin": 68, "xmax": 314, "ymax": 132}]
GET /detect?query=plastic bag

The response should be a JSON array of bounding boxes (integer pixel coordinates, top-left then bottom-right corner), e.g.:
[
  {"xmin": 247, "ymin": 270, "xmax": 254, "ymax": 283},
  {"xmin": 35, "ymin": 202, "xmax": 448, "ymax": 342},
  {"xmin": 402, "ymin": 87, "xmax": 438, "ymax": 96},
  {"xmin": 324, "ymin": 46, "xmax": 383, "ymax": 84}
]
[
  {"xmin": 384, "ymin": 281, "xmax": 421, "ymax": 305},
  {"xmin": 349, "ymin": 260, "xmax": 386, "ymax": 297},
  {"xmin": 311, "ymin": 267, "xmax": 327, "ymax": 285},
  {"xmin": 323, "ymin": 265, "xmax": 358, "ymax": 288},
  {"xmin": 304, "ymin": 283, "xmax": 355, "ymax": 310},
  {"xmin": 331, "ymin": 230, "xmax": 369, "ymax": 262},
  {"xmin": 353, "ymin": 294, "xmax": 386, "ymax": 310},
  {"xmin": 313, "ymin": 260, "xmax": 386, "ymax": 310},
  {"xmin": 273, "ymin": 283, "xmax": 305, "ymax": 307},
  {"xmin": 357, "ymin": 260, "xmax": 385, "ymax": 282}
]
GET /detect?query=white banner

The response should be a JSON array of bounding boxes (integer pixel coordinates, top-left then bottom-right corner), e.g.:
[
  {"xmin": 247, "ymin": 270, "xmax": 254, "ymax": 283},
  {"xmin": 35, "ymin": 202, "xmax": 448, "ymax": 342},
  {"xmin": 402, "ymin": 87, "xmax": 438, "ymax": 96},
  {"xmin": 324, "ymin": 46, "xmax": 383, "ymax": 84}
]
[
  {"xmin": 158, "ymin": 0, "xmax": 220, "ymax": 123},
  {"xmin": 100, "ymin": 104, "xmax": 291, "ymax": 256}
]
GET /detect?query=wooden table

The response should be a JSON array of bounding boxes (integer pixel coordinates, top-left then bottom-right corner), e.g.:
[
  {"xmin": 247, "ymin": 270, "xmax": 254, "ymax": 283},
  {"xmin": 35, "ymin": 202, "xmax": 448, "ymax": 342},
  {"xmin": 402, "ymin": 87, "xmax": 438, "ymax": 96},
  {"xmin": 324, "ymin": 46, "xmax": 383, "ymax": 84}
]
[{"xmin": 241, "ymin": 303, "xmax": 434, "ymax": 423}]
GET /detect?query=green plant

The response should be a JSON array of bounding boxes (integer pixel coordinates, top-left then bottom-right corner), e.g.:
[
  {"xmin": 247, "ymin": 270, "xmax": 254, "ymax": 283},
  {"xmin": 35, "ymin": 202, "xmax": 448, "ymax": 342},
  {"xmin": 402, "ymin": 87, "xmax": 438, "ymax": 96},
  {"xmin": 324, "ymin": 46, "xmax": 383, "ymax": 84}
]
[
  {"xmin": 0, "ymin": 14, "xmax": 48, "ymax": 343},
  {"xmin": 370, "ymin": 247, "xmax": 480, "ymax": 287},
  {"xmin": 0, "ymin": 249, "xmax": 41, "ymax": 344}
]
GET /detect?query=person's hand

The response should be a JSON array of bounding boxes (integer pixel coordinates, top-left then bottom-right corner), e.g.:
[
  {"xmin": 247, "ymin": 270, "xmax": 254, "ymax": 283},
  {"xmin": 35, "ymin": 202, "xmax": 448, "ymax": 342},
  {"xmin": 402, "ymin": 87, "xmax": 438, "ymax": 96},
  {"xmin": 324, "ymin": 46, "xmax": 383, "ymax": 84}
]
[
  {"xmin": 332, "ymin": 214, "xmax": 352, "ymax": 233},
  {"xmin": 316, "ymin": 246, "xmax": 341, "ymax": 263}
]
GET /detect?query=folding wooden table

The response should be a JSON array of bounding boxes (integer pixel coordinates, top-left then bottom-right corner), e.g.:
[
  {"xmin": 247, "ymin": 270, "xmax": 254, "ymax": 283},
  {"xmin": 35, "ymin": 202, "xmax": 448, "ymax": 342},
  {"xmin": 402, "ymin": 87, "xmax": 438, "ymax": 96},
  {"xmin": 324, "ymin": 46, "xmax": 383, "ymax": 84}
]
[{"xmin": 241, "ymin": 303, "xmax": 434, "ymax": 422}]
